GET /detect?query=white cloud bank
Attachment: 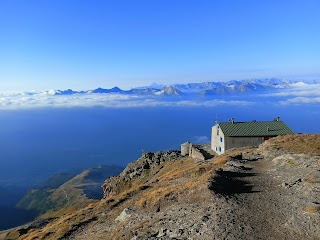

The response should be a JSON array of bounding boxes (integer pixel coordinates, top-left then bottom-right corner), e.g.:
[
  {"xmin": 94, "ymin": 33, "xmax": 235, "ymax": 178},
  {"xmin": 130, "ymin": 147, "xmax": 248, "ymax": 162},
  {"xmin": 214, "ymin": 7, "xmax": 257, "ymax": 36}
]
[
  {"xmin": 263, "ymin": 82, "xmax": 320, "ymax": 98},
  {"xmin": 0, "ymin": 92, "xmax": 253, "ymax": 110},
  {"xmin": 279, "ymin": 97, "xmax": 320, "ymax": 105},
  {"xmin": 192, "ymin": 136, "xmax": 210, "ymax": 144},
  {"xmin": 2, "ymin": 81, "xmax": 320, "ymax": 109},
  {"xmin": 259, "ymin": 82, "xmax": 320, "ymax": 105}
]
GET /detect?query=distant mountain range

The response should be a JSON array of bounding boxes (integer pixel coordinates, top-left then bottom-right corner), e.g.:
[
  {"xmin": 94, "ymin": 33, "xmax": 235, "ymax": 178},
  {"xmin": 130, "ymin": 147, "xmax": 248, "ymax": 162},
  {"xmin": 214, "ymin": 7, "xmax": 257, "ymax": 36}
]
[{"xmin": 27, "ymin": 78, "xmax": 317, "ymax": 97}]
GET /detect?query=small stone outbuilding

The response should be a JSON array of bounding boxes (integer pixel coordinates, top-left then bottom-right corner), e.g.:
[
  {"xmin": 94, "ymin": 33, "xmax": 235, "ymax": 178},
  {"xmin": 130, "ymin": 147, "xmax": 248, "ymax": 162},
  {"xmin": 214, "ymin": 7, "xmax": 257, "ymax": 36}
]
[
  {"xmin": 180, "ymin": 142, "xmax": 215, "ymax": 160},
  {"xmin": 211, "ymin": 118, "xmax": 294, "ymax": 155},
  {"xmin": 180, "ymin": 141, "xmax": 190, "ymax": 156}
]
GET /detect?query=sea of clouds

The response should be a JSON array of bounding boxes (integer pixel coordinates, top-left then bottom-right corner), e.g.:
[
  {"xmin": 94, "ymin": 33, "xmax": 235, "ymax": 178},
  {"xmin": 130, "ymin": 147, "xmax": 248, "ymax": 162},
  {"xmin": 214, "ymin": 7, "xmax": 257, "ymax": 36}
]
[
  {"xmin": 0, "ymin": 82, "xmax": 319, "ymax": 109},
  {"xmin": 0, "ymin": 91, "xmax": 253, "ymax": 110},
  {"xmin": 262, "ymin": 82, "xmax": 320, "ymax": 105}
]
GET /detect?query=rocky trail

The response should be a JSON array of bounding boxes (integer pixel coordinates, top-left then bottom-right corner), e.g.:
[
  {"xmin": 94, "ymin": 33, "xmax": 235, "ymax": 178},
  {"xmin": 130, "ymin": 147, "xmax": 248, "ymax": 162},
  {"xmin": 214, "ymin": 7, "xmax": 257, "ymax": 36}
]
[{"xmin": 210, "ymin": 150, "xmax": 320, "ymax": 240}]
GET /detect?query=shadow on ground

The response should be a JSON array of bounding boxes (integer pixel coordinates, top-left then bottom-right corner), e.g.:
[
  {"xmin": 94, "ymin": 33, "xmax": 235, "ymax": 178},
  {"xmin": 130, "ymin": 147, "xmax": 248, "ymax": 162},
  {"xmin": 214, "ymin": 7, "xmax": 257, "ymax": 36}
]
[
  {"xmin": 209, "ymin": 170, "xmax": 259, "ymax": 196},
  {"xmin": 199, "ymin": 149, "xmax": 215, "ymax": 160}
]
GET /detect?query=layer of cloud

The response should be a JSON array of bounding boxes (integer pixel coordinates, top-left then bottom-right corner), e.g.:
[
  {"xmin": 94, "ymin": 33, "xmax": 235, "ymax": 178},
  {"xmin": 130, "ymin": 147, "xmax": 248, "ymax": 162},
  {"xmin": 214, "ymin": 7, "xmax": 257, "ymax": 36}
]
[
  {"xmin": 262, "ymin": 82, "xmax": 320, "ymax": 98},
  {"xmin": 2, "ymin": 81, "xmax": 320, "ymax": 109},
  {"xmin": 0, "ymin": 92, "xmax": 253, "ymax": 110},
  {"xmin": 258, "ymin": 82, "xmax": 320, "ymax": 105},
  {"xmin": 192, "ymin": 136, "xmax": 210, "ymax": 144},
  {"xmin": 279, "ymin": 97, "xmax": 320, "ymax": 105}
]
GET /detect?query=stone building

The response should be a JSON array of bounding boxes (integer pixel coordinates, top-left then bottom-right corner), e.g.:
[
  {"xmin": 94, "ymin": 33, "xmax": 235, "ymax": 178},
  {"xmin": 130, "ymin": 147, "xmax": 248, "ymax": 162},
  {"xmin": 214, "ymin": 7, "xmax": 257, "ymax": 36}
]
[
  {"xmin": 180, "ymin": 141, "xmax": 190, "ymax": 156},
  {"xmin": 180, "ymin": 142, "xmax": 214, "ymax": 160},
  {"xmin": 211, "ymin": 118, "xmax": 294, "ymax": 155}
]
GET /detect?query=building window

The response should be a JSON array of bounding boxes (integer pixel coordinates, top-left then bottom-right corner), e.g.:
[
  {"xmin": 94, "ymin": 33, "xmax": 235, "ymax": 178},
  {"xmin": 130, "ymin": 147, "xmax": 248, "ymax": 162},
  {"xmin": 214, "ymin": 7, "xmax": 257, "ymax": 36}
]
[
  {"xmin": 220, "ymin": 137, "xmax": 223, "ymax": 142},
  {"xmin": 218, "ymin": 146, "xmax": 221, "ymax": 152},
  {"xmin": 217, "ymin": 130, "xmax": 219, "ymax": 136}
]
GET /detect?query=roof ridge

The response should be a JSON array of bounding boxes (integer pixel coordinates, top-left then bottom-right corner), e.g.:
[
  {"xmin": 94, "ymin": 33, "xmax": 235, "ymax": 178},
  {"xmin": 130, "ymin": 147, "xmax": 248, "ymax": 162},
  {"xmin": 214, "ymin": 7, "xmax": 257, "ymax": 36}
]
[
  {"xmin": 219, "ymin": 120, "xmax": 283, "ymax": 123},
  {"xmin": 216, "ymin": 120, "xmax": 294, "ymax": 137}
]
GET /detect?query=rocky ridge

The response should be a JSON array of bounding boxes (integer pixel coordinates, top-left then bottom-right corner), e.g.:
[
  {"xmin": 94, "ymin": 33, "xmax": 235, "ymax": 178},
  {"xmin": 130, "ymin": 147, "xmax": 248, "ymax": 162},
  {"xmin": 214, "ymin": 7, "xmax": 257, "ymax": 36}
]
[
  {"xmin": 102, "ymin": 151, "xmax": 180, "ymax": 199},
  {"xmin": 23, "ymin": 78, "xmax": 302, "ymax": 97}
]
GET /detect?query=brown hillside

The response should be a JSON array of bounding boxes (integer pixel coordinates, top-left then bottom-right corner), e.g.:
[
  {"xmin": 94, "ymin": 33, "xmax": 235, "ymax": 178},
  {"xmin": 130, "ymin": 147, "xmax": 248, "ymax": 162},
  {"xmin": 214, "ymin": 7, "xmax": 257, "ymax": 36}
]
[
  {"xmin": 1, "ymin": 134, "xmax": 319, "ymax": 240},
  {"xmin": 261, "ymin": 134, "xmax": 320, "ymax": 155}
]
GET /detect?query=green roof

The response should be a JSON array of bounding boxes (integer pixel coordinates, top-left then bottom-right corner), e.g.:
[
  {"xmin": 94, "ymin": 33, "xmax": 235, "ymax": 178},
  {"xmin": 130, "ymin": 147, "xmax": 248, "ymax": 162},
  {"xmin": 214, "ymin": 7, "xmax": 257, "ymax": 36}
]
[{"xmin": 217, "ymin": 121, "xmax": 294, "ymax": 137}]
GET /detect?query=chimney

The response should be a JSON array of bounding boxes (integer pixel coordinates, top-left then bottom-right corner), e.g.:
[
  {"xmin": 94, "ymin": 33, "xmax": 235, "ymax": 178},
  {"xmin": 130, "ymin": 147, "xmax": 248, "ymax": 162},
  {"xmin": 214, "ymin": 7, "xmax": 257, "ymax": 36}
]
[{"xmin": 274, "ymin": 116, "xmax": 280, "ymax": 122}]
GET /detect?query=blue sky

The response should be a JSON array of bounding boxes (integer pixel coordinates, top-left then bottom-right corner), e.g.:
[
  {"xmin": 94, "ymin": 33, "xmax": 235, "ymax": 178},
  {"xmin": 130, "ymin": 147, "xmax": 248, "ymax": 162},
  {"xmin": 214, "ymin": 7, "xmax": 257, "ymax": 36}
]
[{"xmin": 1, "ymin": 0, "xmax": 320, "ymax": 91}]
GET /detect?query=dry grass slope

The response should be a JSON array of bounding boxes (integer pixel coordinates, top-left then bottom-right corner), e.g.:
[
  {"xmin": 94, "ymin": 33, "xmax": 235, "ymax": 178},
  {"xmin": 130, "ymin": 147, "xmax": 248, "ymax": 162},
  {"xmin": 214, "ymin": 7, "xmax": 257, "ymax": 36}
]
[{"xmin": 263, "ymin": 134, "xmax": 320, "ymax": 155}]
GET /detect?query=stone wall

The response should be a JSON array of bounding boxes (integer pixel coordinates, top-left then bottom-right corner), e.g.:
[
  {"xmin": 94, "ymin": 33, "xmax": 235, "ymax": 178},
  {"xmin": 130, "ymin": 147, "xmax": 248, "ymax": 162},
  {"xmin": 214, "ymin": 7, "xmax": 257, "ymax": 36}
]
[
  {"xmin": 181, "ymin": 142, "xmax": 190, "ymax": 156},
  {"xmin": 189, "ymin": 143, "xmax": 206, "ymax": 160}
]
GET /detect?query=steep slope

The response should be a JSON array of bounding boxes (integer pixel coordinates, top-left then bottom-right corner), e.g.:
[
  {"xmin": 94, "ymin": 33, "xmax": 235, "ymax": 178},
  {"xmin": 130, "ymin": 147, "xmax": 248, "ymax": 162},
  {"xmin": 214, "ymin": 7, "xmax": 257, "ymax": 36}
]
[
  {"xmin": 16, "ymin": 165, "xmax": 123, "ymax": 219},
  {"xmin": 2, "ymin": 135, "xmax": 319, "ymax": 240}
]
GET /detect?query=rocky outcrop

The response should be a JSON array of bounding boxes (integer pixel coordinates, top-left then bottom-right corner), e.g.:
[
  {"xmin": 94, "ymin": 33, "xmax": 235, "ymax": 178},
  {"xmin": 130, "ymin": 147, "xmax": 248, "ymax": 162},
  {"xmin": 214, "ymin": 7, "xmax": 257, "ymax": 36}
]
[
  {"xmin": 102, "ymin": 151, "xmax": 181, "ymax": 198},
  {"xmin": 121, "ymin": 151, "xmax": 180, "ymax": 179},
  {"xmin": 115, "ymin": 208, "xmax": 134, "ymax": 222}
]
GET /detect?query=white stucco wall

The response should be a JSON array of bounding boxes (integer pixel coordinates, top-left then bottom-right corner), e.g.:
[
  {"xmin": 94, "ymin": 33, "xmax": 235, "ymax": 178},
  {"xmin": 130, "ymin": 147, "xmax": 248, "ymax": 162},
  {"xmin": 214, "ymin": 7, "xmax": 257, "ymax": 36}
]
[{"xmin": 211, "ymin": 123, "xmax": 225, "ymax": 155}]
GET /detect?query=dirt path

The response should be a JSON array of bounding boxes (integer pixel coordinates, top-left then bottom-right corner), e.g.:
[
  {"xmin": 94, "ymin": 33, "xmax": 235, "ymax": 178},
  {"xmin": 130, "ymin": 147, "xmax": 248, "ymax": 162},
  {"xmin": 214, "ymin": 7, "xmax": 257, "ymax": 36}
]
[{"xmin": 210, "ymin": 154, "xmax": 319, "ymax": 240}]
